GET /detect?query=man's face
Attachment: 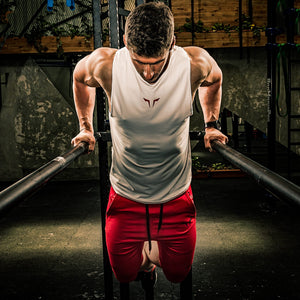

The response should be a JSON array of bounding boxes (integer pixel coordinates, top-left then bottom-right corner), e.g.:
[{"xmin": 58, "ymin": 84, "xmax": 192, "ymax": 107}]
[{"xmin": 129, "ymin": 50, "xmax": 170, "ymax": 84}]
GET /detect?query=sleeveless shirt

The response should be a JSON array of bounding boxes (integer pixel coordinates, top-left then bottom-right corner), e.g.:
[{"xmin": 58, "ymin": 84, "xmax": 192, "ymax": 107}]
[{"xmin": 109, "ymin": 46, "xmax": 193, "ymax": 204}]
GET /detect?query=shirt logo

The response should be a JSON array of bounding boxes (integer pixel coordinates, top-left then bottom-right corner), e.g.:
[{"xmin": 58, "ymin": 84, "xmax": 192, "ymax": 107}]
[{"xmin": 143, "ymin": 98, "xmax": 160, "ymax": 107}]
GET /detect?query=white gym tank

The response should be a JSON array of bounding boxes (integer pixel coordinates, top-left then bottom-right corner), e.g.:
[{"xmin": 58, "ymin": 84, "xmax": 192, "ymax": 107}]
[{"xmin": 109, "ymin": 46, "xmax": 193, "ymax": 204}]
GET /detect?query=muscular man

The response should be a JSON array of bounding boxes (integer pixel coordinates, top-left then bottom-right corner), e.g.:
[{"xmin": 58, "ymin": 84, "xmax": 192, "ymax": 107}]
[{"xmin": 72, "ymin": 1, "xmax": 227, "ymax": 290}]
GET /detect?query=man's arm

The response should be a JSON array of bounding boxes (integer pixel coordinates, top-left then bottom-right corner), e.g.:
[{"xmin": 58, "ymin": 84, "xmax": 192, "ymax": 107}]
[
  {"xmin": 199, "ymin": 55, "xmax": 228, "ymax": 151},
  {"xmin": 71, "ymin": 55, "xmax": 97, "ymax": 152},
  {"xmin": 198, "ymin": 56, "xmax": 222, "ymax": 124},
  {"xmin": 71, "ymin": 48, "xmax": 115, "ymax": 153},
  {"xmin": 187, "ymin": 46, "xmax": 228, "ymax": 151}
]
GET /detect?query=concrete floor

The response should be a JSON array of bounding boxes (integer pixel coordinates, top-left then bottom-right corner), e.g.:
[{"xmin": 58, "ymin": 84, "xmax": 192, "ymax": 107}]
[{"xmin": 1, "ymin": 174, "xmax": 300, "ymax": 300}]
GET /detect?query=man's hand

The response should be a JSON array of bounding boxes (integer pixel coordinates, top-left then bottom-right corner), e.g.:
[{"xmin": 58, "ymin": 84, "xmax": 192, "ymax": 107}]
[
  {"xmin": 71, "ymin": 129, "xmax": 96, "ymax": 153},
  {"xmin": 204, "ymin": 128, "xmax": 228, "ymax": 152}
]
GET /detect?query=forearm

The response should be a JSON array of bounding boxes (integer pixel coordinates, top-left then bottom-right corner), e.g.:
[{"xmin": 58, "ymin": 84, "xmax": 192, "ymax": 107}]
[
  {"xmin": 198, "ymin": 80, "xmax": 222, "ymax": 123},
  {"xmin": 73, "ymin": 80, "xmax": 95, "ymax": 133}
]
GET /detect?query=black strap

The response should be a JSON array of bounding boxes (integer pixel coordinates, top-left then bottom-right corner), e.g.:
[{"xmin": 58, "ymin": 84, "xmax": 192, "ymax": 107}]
[
  {"xmin": 158, "ymin": 204, "xmax": 163, "ymax": 231},
  {"xmin": 146, "ymin": 203, "xmax": 164, "ymax": 253},
  {"xmin": 145, "ymin": 204, "xmax": 152, "ymax": 252}
]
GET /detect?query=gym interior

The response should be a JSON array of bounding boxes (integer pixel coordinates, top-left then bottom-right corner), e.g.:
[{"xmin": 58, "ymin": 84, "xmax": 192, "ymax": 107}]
[{"xmin": 1, "ymin": 0, "xmax": 300, "ymax": 299}]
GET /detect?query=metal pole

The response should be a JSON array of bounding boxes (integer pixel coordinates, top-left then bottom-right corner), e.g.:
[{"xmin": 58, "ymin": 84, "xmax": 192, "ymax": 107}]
[
  {"xmin": 212, "ymin": 140, "xmax": 300, "ymax": 206},
  {"xmin": 19, "ymin": 0, "xmax": 47, "ymax": 37},
  {"xmin": 239, "ymin": 0, "xmax": 243, "ymax": 58},
  {"xmin": 266, "ymin": 0, "xmax": 277, "ymax": 170},
  {"xmin": 92, "ymin": 0, "xmax": 103, "ymax": 49},
  {"xmin": 0, "ymin": 142, "xmax": 88, "ymax": 215},
  {"xmin": 180, "ymin": 268, "xmax": 193, "ymax": 300},
  {"xmin": 109, "ymin": 0, "xmax": 120, "ymax": 48},
  {"xmin": 286, "ymin": 0, "xmax": 295, "ymax": 179},
  {"xmin": 92, "ymin": 1, "xmax": 114, "ymax": 299}
]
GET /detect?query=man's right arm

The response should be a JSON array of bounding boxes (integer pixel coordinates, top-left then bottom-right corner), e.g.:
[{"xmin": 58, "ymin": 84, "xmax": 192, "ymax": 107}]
[
  {"xmin": 71, "ymin": 55, "xmax": 98, "ymax": 152},
  {"xmin": 71, "ymin": 48, "xmax": 115, "ymax": 152}
]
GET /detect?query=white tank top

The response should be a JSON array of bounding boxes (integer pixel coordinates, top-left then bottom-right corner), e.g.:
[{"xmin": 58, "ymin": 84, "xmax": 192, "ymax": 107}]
[{"xmin": 109, "ymin": 46, "xmax": 193, "ymax": 204}]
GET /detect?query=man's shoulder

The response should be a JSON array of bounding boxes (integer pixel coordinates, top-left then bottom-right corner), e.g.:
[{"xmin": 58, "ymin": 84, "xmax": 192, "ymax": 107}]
[
  {"xmin": 89, "ymin": 47, "xmax": 118, "ymax": 67},
  {"xmin": 86, "ymin": 47, "xmax": 118, "ymax": 80},
  {"xmin": 182, "ymin": 46, "xmax": 213, "ymax": 87},
  {"xmin": 183, "ymin": 46, "xmax": 207, "ymax": 61}
]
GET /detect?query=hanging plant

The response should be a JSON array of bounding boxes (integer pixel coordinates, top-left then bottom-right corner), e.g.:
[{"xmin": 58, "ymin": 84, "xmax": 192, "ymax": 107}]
[
  {"xmin": 178, "ymin": 14, "xmax": 266, "ymax": 41},
  {"xmin": 24, "ymin": 15, "xmax": 50, "ymax": 52},
  {"xmin": 23, "ymin": 4, "xmax": 95, "ymax": 54}
]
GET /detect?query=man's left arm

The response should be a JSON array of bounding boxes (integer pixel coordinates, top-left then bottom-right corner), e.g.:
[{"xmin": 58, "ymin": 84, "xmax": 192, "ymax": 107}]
[{"xmin": 197, "ymin": 51, "xmax": 228, "ymax": 151}]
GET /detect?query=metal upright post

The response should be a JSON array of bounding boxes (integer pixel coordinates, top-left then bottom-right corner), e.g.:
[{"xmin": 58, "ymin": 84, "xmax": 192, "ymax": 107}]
[
  {"xmin": 232, "ymin": 114, "xmax": 239, "ymax": 149},
  {"xmin": 266, "ymin": 0, "xmax": 277, "ymax": 170},
  {"xmin": 180, "ymin": 268, "xmax": 193, "ymax": 300},
  {"xmin": 92, "ymin": 1, "xmax": 114, "ymax": 299},
  {"xmin": 109, "ymin": 0, "xmax": 120, "ymax": 48},
  {"xmin": 108, "ymin": 0, "xmax": 130, "ymax": 298},
  {"xmin": 239, "ymin": 0, "xmax": 243, "ymax": 58},
  {"xmin": 286, "ymin": 0, "xmax": 295, "ymax": 178}
]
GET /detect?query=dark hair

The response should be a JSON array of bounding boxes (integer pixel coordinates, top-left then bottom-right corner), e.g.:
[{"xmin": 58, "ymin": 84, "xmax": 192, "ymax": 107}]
[{"xmin": 125, "ymin": 2, "xmax": 174, "ymax": 57}]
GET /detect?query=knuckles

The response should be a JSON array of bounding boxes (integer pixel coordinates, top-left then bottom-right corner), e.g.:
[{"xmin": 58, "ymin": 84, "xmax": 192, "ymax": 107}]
[{"xmin": 71, "ymin": 131, "xmax": 96, "ymax": 153}]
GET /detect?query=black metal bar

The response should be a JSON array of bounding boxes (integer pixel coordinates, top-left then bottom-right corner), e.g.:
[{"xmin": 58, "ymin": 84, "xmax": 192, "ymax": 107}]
[
  {"xmin": 0, "ymin": 142, "xmax": 88, "ymax": 215},
  {"xmin": 96, "ymin": 93, "xmax": 113, "ymax": 300},
  {"xmin": 247, "ymin": 0, "xmax": 253, "ymax": 62},
  {"xmin": 244, "ymin": 121, "xmax": 253, "ymax": 153},
  {"xmin": 109, "ymin": 0, "xmax": 120, "ymax": 48},
  {"xmin": 96, "ymin": 131, "xmax": 205, "ymax": 142},
  {"xmin": 232, "ymin": 114, "xmax": 239, "ymax": 149},
  {"xmin": 19, "ymin": 0, "xmax": 47, "ymax": 37},
  {"xmin": 180, "ymin": 268, "xmax": 193, "ymax": 300},
  {"xmin": 220, "ymin": 108, "xmax": 228, "ymax": 136},
  {"xmin": 191, "ymin": 0, "xmax": 195, "ymax": 46},
  {"xmin": 212, "ymin": 140, "xmax": 300, "ymax": 207},
  {"xmin": 0, "ymin": 77, "xmax": 2, "ymax": 112},
  {"xmin": 93, "ymin": 0, "xmax": 103, "ymax": 49},
  {"xmin": 286, "ymin": 1, "xmax": 295, "ymax": 179},
  {"xmin": 92, "ymin": 1, "xmax": 114, "ymax": 299},
  {"xmin": 266, "ymin": 0, "xmax": 277, "ymax": 171},
  {"xmin": 120, "ymin": 282, "xmax": 130, "ymax": 300},
  {"xmin": 239, "ymin": 0, "xmax": 243, "ymax": 58}
]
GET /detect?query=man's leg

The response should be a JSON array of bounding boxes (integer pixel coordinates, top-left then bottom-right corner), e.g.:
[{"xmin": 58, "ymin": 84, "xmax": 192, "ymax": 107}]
[
  {"xmin": 155, "ymin": 186, "xmax": 196, "ymax": 283},
  {"xmin": 106, "ymin": 187, "xmax": 146, "ymax": 282}
]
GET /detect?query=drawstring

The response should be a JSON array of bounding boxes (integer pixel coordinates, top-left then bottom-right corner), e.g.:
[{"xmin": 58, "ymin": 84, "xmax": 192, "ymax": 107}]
[
  {"xmin": 146, "ymin": 204, "xmax": 152, "ymax": 252},
  {"xmin": 145, "ymin": 203, "xmax": 164, "ymax": 253},
  {"xmin": 158, "ymin": 204, "xmax": 163, "ymax": 231}
]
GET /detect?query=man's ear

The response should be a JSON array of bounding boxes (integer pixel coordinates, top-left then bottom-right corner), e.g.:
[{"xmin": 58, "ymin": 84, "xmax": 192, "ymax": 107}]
[
  {"xmin": 169, "ymin": 35, "xmax": 176, "ymax": 50},
  {"xmin": 123, "ymin": 35, "xmax": 127, "ymax": 48}
]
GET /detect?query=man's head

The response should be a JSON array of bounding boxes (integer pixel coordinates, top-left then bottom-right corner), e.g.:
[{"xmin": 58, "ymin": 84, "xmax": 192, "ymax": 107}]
[{"xmin": 124, "ymin": 2, "xmax": 175, "ymax": 58}]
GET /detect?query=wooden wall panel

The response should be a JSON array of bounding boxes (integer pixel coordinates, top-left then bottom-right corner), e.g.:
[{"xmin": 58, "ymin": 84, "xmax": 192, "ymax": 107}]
[{"xmin": 172, "ymin": 0, "xmax": 268, "ymax": 28}]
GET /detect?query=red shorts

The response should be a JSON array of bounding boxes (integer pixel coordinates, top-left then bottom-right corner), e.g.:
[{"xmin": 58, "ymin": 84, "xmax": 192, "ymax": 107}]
[{"xmin": 105, "ymin": 186, "xmax": 196, "ymax": 283}]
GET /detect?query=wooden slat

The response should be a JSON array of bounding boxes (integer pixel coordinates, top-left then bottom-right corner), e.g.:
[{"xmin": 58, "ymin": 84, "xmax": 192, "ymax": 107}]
[
  {"xmin": 173, "ymin": 0, "xmax": 267, "ymax": 28},
  {"xmin": 0, "ymin": 36, "xmax": 95, "ymax": 54},
  {"xmin": 2, "ymin": 31, "xmax": 290, "ymax": 54},
  {"xmin": 176, "ymin": 31, "xmax": 268, "ymax": 48}
]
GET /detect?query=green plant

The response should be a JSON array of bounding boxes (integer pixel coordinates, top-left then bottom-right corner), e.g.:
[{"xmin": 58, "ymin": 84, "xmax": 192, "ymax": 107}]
[
  {"xmin": 178, "ymin": 18, "xmax": 210, "ymax": 33},
  {"xmin": 24, "ymin": 6, "xmax": 95, "ymax": 54},
  {"xmin": 178, "ymin": 14, "xmax": 266, "ymax": 41},
  {"xmin": 24, "ymin": 15, "xmax": 50, "ymax": 52},
  {"xmin": 192, "ymin": 156, "xmax": 235, "ymax": 172}
]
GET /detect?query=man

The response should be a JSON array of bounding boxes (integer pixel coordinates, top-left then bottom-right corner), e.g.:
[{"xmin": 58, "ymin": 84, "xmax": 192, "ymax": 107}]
[{"xmin": 71, "ymin": 1, "xmax": 227, "ymax": 289}]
